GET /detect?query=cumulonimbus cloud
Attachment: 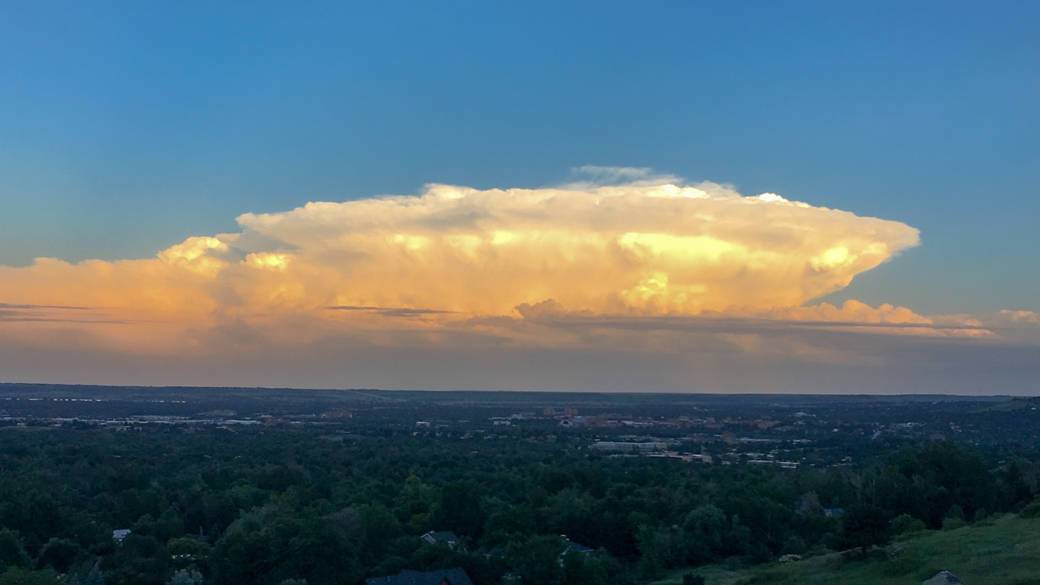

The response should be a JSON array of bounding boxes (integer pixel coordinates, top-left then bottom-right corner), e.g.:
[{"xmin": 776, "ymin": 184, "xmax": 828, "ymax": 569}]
[
  {"xmin": 3, "ymin": 171, "xmax": 1039, "ymax": 391},
  {"xmin": 1, "ymin": 178, "xmax": 920, "ymax": 324},
  {"xmin": 231, "ymin": 181, "xmax": 922, "ymax": 316},
  {"xmin": 8, "ymin": 170, "xmax": 1029, "ymax": 371}
]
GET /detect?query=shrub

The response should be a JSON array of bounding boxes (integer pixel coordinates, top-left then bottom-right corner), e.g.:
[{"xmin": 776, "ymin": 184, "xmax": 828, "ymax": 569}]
[
  {"xmin": 837, "ymin": 504, "xmax": 890, "ymax": 553},
  {"xmin": 942, "ymin": 505, "xmax": 966, "ymax": 529},
  {"xmin": 890, "ymin": 514, "xmax": 926, "ymax": 536},
  {"xmin": 740, "ymin": 569, "xmax": 787, "ymax": 584},
  {"xmin": 682, "ymin": 574, "xmax": 706, "ymax": 585},
  {"xmin": 880, "ymin": 555, "xmax": 917, "ymax": 577},
  {"xmin": 780, "ymin": 535, "xmax": 806, "ymax": 555},
  {"xmin": 0, "ymin": 568, "xmax": 61, "ymax": 585},
  {"xmin": 0, "ymin": 529, "xmax": 31, "ymax": 569},
  {"xmin": 168, "ymin": 569, "xmax": 205, "ymax": 585},
  {"xmin": 1019, "ymin": 501, "xmax": 1040, "ymax": 519}
]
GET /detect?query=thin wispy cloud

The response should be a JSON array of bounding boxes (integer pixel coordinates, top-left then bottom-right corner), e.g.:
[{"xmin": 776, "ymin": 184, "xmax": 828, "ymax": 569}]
[
  {"xmin": 0, "ymin": 303, "xmax": 91, "ymax": 310},
  {"xmin": 568, "ymin": 165, "xmax": 682, "ymax": 186},
  {"xmin": 0, "ymin": 302, "xmax": 125, "ymax": 324},
  {"xmin": 326, "ymin": 305, "xmax": 458, "ymax": 318}
]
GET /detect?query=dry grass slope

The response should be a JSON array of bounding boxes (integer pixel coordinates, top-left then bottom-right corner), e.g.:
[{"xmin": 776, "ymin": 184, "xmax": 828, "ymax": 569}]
[{"xmin": 652, "ymin": 514, "xmax": 1040, "ymax": 585}]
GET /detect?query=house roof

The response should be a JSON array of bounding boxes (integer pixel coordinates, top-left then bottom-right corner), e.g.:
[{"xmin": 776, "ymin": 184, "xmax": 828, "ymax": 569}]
[
  {"xmin": 561, "ymin": 535, "xmax": 593, "ymax": 554},
  {"xmin": 365, "ymin": 568, "xmax": 474, "ymax": 585},
  {"xmin": 422, "ymin": 530, "xmax": 460, "ymax": 542},
  {"xmin": 921, "ymin": 570, "xmax": 962, "ymax": 585},
  {"xmin": 822, "ymin": 507, "xmax": 846, "ymax": 518}
]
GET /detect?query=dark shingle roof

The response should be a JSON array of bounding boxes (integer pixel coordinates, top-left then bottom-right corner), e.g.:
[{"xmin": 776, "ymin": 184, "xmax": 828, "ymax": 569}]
[
  {"xmin": 365, "ymin": 568, "xmax": 474, "ymax": 585},
  {"xmin": 921, "ymin": 571, "xmax": 962, "ymax": 585},
  {"xmin": 561, "ymin": 535, "xmax": 593, "ymax": 554},
  {"xmin": 422, "ymin": 530, "xmax": 460, "ymax": 542}
]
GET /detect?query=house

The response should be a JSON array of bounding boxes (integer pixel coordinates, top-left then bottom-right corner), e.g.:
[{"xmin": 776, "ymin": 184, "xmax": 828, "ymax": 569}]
[
  {"xmin": 480, "ymin": 546, "xmax": 506, "ymax": 559},
  {"xmin": 921, "ymin": 570, "xmax": 962, "ymax": 585},
  {"xmin": 421, "ymin": 530, "xmax": 461, "ymax": 549},
  {"xmin": 365, "ymin": 568, "xmax": 474, "ymax": 585},
  {"xmin": 112, "ymin": 528, "xmax": 132, "ymax": 544},
  {"xmin": 560, "ymin": 535, "xmax": 593, "ymax": 555},
  {"xmin": 823, "ymin": 507, "xmax": 845, "ymax": 519}
]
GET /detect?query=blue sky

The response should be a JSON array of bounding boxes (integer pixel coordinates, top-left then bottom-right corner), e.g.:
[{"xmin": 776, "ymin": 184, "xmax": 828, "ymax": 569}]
[{"xmin": 2, "ymin": 0, "xmax": 1037, "ymax": 315}]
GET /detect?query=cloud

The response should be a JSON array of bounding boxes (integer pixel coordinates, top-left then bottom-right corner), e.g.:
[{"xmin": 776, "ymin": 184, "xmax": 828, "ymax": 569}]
[
  {"xmin": 237, "ymin": 180, "xmax": 918, "ymax": 315},
  {"xmin": 3, "ymin": 179, "xmax": 920, "ymax": 331},
  {"xmin": 999, "ymin": 309, "xmax": 1040, "ymax": 325},
  {"xmin": 1, "ymin": 171, "xmax": 1034, "ymax": 392},
  {"xmin": 326, "ymin": 305, "xmax": 457, "ymax": 318},
  {"xmin": 569, "ymin": 165, "xmax": 681, "ymax": 185},
  {"xmin": 0, "ymin": 303, "xmax": 91, "ymax": 310},
  {"xmin": 0, "ymin": 303, "xmax": 124, "ymax": 325}
]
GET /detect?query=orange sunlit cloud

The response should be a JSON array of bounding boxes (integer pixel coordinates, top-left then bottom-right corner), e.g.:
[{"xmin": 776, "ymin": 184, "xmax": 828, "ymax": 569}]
[
  {"xmin": 1, "ymin": 174, "xmax": 1024, "ymax": 372},
  {"xmin": 4, "ymin": 181, "xmax": 912, "ymax": 316}
]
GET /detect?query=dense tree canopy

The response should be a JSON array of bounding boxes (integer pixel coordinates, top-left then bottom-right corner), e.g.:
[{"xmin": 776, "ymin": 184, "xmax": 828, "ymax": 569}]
[{"xmin": 0, "ymin": 428, "xmax": 1035, "ymax": 584}]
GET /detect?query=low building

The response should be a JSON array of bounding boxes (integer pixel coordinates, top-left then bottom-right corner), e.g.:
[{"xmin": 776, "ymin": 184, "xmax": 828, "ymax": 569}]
[
  {"xmin": 421, "ymin": 530, "xmax": 461, "ymax": 549},
  {"xmin": 365, "ymin": 568, "xmax": 474, "ymax": 585},
  {"xmin": 560, "ymin": 535, "xmax": 593, "ymax": 555},
  {"xmin": 112, "ymin": 528, "xmax": 132, "ymax": 544},
  {"xmin": 921, "ymin": 570, "xmax": 962, "ymax": 585},
  {"xmin": 589, "ymin": 441, "xmax": 669, "ymax": 453},
  {"xmin": 823, "ymin": 507, "xmax": 845, "ymax": 519}
]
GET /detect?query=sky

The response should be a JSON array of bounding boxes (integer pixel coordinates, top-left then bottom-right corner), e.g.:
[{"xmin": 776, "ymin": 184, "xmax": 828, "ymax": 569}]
[{"xmin": 1, "ymin": 1, "xmax": 1038, "ymax": 393}]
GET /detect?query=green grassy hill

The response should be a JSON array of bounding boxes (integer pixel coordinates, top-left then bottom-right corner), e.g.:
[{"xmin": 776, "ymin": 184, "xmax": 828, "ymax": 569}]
[{"xmin": 653, "ymin": 514, "xmax": 1040, "ymax": 585}]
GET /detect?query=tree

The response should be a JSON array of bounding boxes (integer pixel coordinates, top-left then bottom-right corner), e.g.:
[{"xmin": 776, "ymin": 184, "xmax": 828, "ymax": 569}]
[
  {"xmin": 0, "ymin": 568, "xmax": 61, "ymax": 585},
  {"xmin": 562, "ymin": 552, "xmax": 619, "ymax": 585},
  {"xmin": 36, "ymin": 538, "xmax": 82, "ymax": 573},
  {"xmin": 167, "ymin": 536, "xmax": 210, "ymax": 564},
  {"xmin": 508, "ymin": 536, "xmax": 564, "ymax": 585},
  {"xmin": 682, "ymin": 504, "xmax": 727, "ymax": 563},
  {"xmin": 210, "ymin": 507, "xmax": 359, "ymax": 585},
  {"xmin": 358, "ymin": 504, "xmax": 402, "ymax": 564},
  {"xmin": 0, "ymin": 529, "xmax": 31, "ymax": 569},
  {"xmin": 780, "ymin": 535, "xmax": 806, "ymax": 556},
  {"xmin": 104, "ymin": 534, "xmax": 169, "ymax": 585},
  {"xmin": 889, "ymin": 514, "xmax": 925, "ymax": 536},
  {"xmin": 279, "ymin": 517, "xmax": 360, "ymax": 585},
  {"xmin": 435, "ymin": 482, "xmax": 484, "ymax": 538},
  {"xmin": 209, "ymin": 511, "xmax": 274, "ymax": 585},
  {"xmin": 838, "ymin": 504, "xmax": 889, "ymax": 554},
  {"xmin": 66, "ymin": 560, "xmax": 105, "ymax": 585},
  {"xmin": 635, "ymin": 525, "xmax": 684, "ymax": 577},
  {"xmin": 167, "ymin": 568, "xmax": 203, "ymax": 585}
]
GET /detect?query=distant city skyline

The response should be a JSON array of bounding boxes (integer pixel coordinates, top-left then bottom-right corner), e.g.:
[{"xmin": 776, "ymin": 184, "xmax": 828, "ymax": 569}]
[{"xmin": 1, "ymin": 1, "xmax": 1038, "ymax": 392}]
